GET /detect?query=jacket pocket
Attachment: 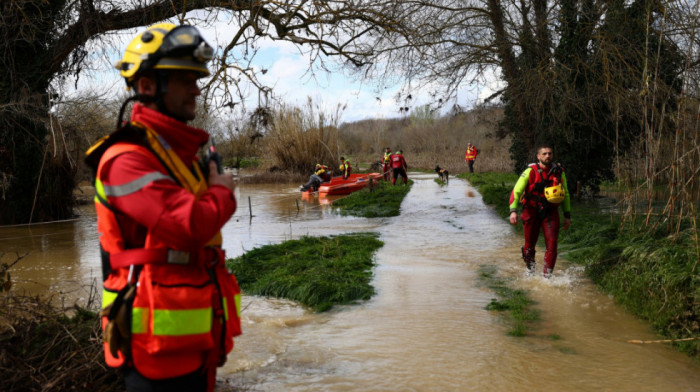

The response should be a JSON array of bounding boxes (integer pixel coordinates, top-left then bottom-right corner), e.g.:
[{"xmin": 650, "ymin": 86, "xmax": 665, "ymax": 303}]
[{"xmin": 134, "ymin": 270, "xmax": 215, "ymax": 355}]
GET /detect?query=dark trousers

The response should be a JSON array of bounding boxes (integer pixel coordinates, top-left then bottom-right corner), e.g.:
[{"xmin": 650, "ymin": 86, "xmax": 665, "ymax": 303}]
[
  {"xmin": 123, "ymin": 367, "xmax": 208, "ymax": 392},
  {"xmin": 468, "ymin": 159, "xmax": 475, "ymax": 173},
  {"xmin": 391, "ymin": 168, "xmax": 407, "ymax": 184},
  {"xmin": 301, "ymin": 174, "xmax": 323, "ymax": 191}
]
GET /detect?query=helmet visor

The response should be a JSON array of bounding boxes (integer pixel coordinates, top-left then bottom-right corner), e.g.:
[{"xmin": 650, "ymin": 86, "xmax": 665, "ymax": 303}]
[{"xmin": 159, "ymin": 25, "xmax": 214, "ymax": 63}]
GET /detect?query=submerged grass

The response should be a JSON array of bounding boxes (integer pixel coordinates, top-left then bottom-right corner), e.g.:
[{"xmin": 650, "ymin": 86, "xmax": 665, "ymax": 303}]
[
  {"xmin": 332, "ymin": 180, "xmax": 413, "ymax": 218},
  {"xmin": 226, "ymin": 233, "xmax": 383, "ymax": 312},
  {"xmin": 461, "ymin": 171, "xmax": 700, "ymax": 359},
  {"xmin": 479, "ymin": 265, "xmax": 540, "ymax": 337}
]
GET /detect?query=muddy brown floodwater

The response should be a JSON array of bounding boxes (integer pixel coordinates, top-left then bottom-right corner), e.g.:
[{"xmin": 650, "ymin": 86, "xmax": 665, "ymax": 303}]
[{"xmin": 1, "ymin": 173, "xmax": 699, "ymax": 391}]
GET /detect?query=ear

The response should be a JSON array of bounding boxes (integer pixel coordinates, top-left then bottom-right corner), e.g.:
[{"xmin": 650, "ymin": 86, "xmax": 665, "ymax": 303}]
[{"xmin": 135, "ymin": 76, "xmax": 157, "ymax": 96}]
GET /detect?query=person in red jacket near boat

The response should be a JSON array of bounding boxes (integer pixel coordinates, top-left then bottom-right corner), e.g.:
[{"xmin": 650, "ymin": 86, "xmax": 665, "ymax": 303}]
[
  {"xmin": 508, "ymin": 145, "xmax": 571, "ymax": 278},
  {"xmin": 339, "ymin": 157, "xmax": 352, "ymax": 180},
  {"xmin": 391, "ymin": 149, "xmax": 408, "ymax": 185},
  {"xmin": 300, "ymin": 163, "xmax": 332, "ymax": 192},
  {"xmin": 84, "ymin": 24, "xmax": 241, "ymax": 392}
]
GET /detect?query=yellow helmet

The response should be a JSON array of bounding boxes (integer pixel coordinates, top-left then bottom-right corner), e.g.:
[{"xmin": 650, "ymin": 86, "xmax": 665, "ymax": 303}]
[
  {"xmin": 115, "ymin": 23, "xmax": 213, "ymax": 87},
  {"xmin": 544, "ymin": 184, "xmax": 565, "ymax": 204}
]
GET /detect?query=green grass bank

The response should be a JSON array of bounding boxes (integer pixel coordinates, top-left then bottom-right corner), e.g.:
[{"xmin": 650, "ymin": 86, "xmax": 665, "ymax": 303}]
[
  {"xmin": 332, "ymin": 179, "xmax": 413, "ymax": 218},
  {"xmin": 459, "ymin": 172, "xmax": 700, "ymax": 359},
  {"xmin": 226, "ymin": 232, "xmax": 384, "ymax": 312}
]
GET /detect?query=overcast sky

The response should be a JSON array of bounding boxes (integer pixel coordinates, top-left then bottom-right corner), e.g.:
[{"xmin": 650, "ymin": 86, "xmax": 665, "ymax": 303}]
[{"xmin": 63, "ymin": 17, "xmax": 501, "ymax": 124}]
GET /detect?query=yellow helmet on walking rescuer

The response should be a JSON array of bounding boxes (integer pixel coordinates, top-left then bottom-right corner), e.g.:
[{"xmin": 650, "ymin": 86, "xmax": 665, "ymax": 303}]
[
  {"xmin": 114, "ymin": 23, "xmax": 213, "ymax": 88},
  {"xmin": 544, "ymin": 183, "xmax": 565, "ymax": 204}
]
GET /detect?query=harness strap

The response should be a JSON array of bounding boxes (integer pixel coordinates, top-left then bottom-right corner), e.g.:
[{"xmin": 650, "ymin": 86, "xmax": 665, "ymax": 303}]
[
  {"xmin": 109, "ymin": 247, "xmax": 220, "ymax": 269},
  {"xmin": 523, "ymin": 163, "xmax": 562, "ymax": 206}
]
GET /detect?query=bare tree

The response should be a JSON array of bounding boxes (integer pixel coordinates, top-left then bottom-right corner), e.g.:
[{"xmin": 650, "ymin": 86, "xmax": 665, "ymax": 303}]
[{"xmin": 0, "ymin": 0, "xmax": 415, "ymax": 224}]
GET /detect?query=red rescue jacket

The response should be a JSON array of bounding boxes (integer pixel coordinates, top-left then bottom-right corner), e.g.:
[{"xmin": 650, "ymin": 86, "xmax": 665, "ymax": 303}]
[
  {"xmin": 391, "ymin": 153, "xmax": 406, "ymax": 169},
  {"xmin": 508, "ymin": 163, "xmax": 565, "ymax": 209},
  {"xmin": 465, "ymin": 146, "xmax": 478, "ymax": 161},
  {"xmin": 86, "ymin": 104, "xmax": 241, "ymax": 380}
]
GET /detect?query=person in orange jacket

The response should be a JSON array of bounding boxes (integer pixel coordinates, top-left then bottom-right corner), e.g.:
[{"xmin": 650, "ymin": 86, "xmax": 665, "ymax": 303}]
[
  {"xmin": 85, "ymin": 24, "xmax": 241, "ymax": 392},
  {"xmin": 464, "ymin": 142, "xmax": 478, "ymax": 173}
]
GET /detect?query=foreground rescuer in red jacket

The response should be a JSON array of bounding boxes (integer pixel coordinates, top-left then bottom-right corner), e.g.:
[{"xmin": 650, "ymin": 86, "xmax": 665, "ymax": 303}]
[
  {"xmin": 85, "ymin": 24, "xmax": 241, "ymax": 392},
  {"xmin": 508, "ymin": 145, "xmax": 571, "ymax": 278}
]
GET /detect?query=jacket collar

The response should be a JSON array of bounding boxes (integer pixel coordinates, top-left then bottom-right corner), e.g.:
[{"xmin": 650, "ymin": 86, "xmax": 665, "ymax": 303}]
[{"xmin": 130, "ymin": 103, "xmax": 209, "ymax": 163}]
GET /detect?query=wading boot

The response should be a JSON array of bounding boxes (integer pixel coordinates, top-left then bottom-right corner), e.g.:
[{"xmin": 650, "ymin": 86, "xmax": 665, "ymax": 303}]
[
  {"xmin": 522, "ymin": 247, "xmax": 536, "ymax": 275},
  {"xmin": 543, "ymin": 268, "xmax": 553, "ymax": 279}
]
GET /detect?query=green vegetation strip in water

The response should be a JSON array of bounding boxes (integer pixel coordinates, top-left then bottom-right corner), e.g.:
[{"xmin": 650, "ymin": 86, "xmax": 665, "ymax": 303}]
[
  {"xmin": 332, "ymin": 179, "xmax": 413, "ymax": 218},
  {"xmin": 227, "ymin": 232, "xmax": 383, "ymax": 312},
  {"xmin": 433, "ymin": 178, "xmax": 448, "ymax": 186},
  {"xmin": 460, "ymin": 171, "xmax": 700, "ymax": 359},
  {"xmin": 479, "ymin": 265, "xmax": 540, "ymax": 337}
]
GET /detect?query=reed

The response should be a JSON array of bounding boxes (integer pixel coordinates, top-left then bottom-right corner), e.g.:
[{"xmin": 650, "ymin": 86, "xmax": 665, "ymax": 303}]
[
  {"xmin": 0, "ymin": 295, "xmax": 123, "ymax": 391},
  {"xmin": 264, "ymin": 98, "xmax": 344, "ymax": 174},
  {"xmin": 337, "ymin": 105, "xmax": 513, "ymax": 175}
]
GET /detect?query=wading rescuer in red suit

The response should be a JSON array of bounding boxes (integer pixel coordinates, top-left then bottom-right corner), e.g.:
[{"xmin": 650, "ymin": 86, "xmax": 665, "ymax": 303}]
[
  {"xmin": 84, "ymin": 24, "xmax": 241, "ymax": 392},
  {"xmin": 508, "ymin": 145, "xmax": 571, "ymax": 278}
]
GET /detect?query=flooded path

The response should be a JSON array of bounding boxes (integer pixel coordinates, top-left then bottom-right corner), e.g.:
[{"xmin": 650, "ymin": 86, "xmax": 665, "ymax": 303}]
[{"xmin": 2, "ymin": 173, "xmax": 699, "ymax": 391}]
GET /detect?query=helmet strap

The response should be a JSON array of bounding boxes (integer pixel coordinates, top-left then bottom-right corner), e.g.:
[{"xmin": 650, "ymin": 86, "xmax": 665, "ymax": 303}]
[{"xmin": 116, "ymin": 94, "xmax": 156, "ymax": 131}]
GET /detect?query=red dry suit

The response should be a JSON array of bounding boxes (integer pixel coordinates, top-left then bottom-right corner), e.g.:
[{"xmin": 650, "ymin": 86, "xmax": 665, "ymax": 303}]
[
  {"xmin": 509, "ymin": 162, "xmax": 571, "ymax": 275},
  {"xmin": 390, "ymin": 153, "xmax": 407, "ymax": 185},
  {"xmin": 85, "ymin": 103, "xmax": 241, "ymax": 388}
]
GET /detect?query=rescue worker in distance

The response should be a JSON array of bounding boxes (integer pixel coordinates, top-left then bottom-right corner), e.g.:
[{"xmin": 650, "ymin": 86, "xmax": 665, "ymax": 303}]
[
  {"xmin": 382, "ymin": 147, "xmax": 392, "ymax": 181},
  {"xmin": 508, "ymin": 145, "xmax": 571, "ymax": 278},
  {"xmin": 300, "ymin": 163, "xmax": 332, "ymax": 192},
  {"xmin": 464, "ymin": 142, "xmax": 478, "ymax": 173},
  {"xmin": 391, "ymin": 149, "xmax": 408, "ymax": 185},
  {"xmin": 339, "ymin": 156, "xmax": 352, "ymax": 180},
  {"xmin": 85, "ymin": 24, "xmax": 241, "ymax": 392}
]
